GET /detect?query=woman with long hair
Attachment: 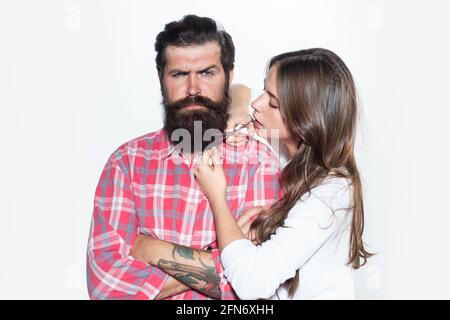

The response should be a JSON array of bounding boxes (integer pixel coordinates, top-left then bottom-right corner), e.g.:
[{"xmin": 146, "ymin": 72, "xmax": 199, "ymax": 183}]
[{"xmin": 194, "ymin": 48, "xmax": 372, "ymax": 299}]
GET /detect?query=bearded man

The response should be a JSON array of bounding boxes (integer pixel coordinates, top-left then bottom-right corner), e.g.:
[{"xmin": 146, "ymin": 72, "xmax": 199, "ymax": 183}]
[{"xmin": 86, "ymin": 14, "xmax": 281, "ymax": 300}]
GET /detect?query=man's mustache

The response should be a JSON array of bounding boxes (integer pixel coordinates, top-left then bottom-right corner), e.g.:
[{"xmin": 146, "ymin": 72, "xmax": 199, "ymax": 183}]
[{"xmin": 167, "ymin": 95, "xmax": 224, "ymax": 111}]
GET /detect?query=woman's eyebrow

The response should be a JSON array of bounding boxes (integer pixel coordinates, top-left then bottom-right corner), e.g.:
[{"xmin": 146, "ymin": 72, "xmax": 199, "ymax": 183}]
[
  {"xmin": 263, "ymin": 79, "xmax": 280, "ymax": 103},
  {"xmin": 266, "ymin": 89, "xmax": 280, "ymax": 103}
]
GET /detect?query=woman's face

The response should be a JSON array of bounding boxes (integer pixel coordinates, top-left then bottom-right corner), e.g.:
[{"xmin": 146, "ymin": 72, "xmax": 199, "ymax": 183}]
[{"xmin": 251, "ymin": 65, "xmax": 294, "ymax": 142}]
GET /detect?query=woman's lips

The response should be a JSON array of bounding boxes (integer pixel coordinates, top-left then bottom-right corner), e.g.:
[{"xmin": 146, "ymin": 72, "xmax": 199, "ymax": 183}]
[{"xmin": 253, "ymin": 118, "xmax": 264, "ymax": 129}]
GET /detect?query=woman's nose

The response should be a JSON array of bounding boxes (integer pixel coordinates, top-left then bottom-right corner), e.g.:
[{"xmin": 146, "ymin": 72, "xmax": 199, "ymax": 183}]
[{"xmin": 251, "ymin": 92, "xmax": 266, "ymax": 112}]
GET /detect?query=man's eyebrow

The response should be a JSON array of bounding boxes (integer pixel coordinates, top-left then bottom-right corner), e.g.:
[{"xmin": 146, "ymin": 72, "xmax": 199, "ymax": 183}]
[
  {"xmin": 168, "ymin": 65, "xmax": 219, "ymax": 75},
  {"xmin": 197, "ymin": 65, "xmax": 220, "ymax": 73},
  {"xmin": 168, "ymin": 69, "xmax": 189, "ymax": 74}
]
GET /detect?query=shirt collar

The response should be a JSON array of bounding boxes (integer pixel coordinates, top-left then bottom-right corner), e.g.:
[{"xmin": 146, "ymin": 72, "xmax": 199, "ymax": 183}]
[{"xmin": 159, "ymin": 129, "xmax": 177, "ymax": 159}]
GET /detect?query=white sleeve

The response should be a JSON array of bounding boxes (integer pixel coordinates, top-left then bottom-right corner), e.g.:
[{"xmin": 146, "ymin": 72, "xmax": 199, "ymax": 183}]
[{"xmin": 221, "ymin": 185, "xmax": 348, "ymax": 300}]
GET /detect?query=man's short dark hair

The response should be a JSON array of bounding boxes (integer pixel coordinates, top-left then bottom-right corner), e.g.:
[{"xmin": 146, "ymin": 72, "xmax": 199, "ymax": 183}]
[{"xmin": 155, "ymin": 15, "xmax": 235, "ymax": 82}]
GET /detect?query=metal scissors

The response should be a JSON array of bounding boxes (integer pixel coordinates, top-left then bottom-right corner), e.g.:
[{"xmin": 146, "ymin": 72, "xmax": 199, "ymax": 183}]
[
  {"xmin": 204, "ymin": 117, "xmax": 255, "ymax": 167},
  {"xmin": 232, "ymin": 116, "xmax": 255, "ymax": 135}
]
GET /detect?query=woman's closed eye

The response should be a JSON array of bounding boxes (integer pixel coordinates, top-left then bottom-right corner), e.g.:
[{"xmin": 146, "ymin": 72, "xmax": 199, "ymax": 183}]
[{"xmin": 269, "ymin": 102, "xmax": 279, "ymax": 109}]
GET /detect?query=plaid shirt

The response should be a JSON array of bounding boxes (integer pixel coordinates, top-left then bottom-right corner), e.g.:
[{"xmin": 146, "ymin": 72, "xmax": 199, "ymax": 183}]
[{"xmin": 87, "ymin": 129, "xmax": 281, "ymax": 300}]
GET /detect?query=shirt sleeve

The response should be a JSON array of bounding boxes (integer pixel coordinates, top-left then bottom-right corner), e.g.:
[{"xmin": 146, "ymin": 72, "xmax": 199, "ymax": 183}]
[
  {"xmin": 86, "ymin": 153, "xmax": 169, "ymax": 300},
  {"xmin": 211, "ymin": 145, "xmax": 282, "ymax": 300},
  {"xmin": 220, "ymin": 185, "xmax": 348, "ymax": 300}
]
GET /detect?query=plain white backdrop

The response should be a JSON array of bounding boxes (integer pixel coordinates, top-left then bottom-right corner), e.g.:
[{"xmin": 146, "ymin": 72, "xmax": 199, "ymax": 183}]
[{"xmin": 1, "ymin": 0, "xmax": 449, "ymax": 299}]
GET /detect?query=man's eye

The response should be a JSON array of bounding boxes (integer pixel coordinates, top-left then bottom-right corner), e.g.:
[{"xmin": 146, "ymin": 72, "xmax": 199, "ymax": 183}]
[
  {"xmin": 202, "ymin": 70, "xmax": 214, "ymax": 77},
  {"xmin": 172, "ymin": 73, "xmax": 186, "ymax": 78}
]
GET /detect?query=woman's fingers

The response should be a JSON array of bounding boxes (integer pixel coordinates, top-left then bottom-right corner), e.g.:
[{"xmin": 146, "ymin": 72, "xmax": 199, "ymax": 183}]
[
  {"xmin": 211, "ymin": 147, "xmax": 222, "ymax": 166},
  {"xmin": 201, "ymin": 148, "xmax": 211, "ymax": 167}
]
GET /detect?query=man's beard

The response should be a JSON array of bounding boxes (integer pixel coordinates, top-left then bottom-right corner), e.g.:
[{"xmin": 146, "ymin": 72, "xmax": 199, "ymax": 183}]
[{"xmin": 163, "ymin": 93, "xmax": 230, "ymax": 154}]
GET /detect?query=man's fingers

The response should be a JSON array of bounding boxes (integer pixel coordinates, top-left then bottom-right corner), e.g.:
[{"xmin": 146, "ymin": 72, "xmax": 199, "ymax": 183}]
[
  {"xmin": 237, "ymin": 207, "xmax": 264, "ymax": 237},
  {"xmin": 237, "ymin": 217, "xmax": 248, "ymax": 229},
  {"xmin": 249, "ymin": 230, "xmax": 258, "ymax": 244},
  {"xmin": 239, "ymin": 206, "xmax": 264, "ymax": 224}
]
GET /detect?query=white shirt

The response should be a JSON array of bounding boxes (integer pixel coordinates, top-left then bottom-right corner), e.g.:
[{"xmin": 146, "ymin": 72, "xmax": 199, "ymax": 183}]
[{"xmin": 221, "ymin": 177, "xmax": 355, "ymax": 300}]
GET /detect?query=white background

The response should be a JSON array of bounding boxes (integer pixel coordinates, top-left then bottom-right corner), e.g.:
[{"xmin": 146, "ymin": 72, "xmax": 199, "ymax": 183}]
[{"xmin": 1, "ymin": 0, "xmax": 449, "ymax": 299}]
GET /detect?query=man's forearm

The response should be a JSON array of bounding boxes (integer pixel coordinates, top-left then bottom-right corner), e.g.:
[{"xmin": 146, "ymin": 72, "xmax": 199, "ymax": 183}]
[
  {"xmin": 151, "ymin": 240, "xmax": 221, "ymax": 299},
  {"xmin": 155, "ymin": 276, "xmax": 190, "ymax": 300}
]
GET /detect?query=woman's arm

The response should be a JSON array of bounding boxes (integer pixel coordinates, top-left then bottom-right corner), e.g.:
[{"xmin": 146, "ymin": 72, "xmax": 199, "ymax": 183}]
[
  {"xmin": 208, "ymin": 197, "xmax": 246, "ymax": 252},
  {"xmin": 194, "ymin": 148, "xmax": 248, "ymax": 251},
  {"xmin": 220, "ymin": 183, "xmax": 350, "ymax": 299},
  {"xmin": 196, "ymin": 154, "xmax": 350, "ymax": 299}
]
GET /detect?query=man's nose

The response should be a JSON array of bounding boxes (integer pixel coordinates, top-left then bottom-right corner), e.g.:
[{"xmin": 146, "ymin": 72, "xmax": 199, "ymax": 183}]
[{"xmin": 186, "ymin": 74, "xmax": 200, "ymax": 96}]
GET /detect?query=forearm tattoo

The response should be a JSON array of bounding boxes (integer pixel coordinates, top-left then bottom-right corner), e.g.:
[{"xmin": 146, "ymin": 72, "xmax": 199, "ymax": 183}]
[{"xmin": 157, "ymin": 245, "xmax": 221, "ymax": 299}]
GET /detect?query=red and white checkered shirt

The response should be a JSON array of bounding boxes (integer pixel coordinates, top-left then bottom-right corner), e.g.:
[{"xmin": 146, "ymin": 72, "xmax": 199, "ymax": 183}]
[{"xmin": 87, "ymin": 129, "xmax": 281, "ymax": 299}]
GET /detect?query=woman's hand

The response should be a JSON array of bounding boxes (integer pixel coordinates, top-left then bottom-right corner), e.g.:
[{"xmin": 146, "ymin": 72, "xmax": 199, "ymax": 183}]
[
  {"xmin": 237, "ymin": 206, "xmax": 265, "ymax": 243},
  {"xmin": 194, "ymin": 147, "xmax": 227, "ymax": 205}
]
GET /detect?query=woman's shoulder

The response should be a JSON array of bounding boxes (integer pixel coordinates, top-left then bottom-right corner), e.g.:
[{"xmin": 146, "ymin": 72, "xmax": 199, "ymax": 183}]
[
  {"xmin": 284, "ymin": 176, "xmax": 352, "ymax": 230},
  {"xmin": 312, "ymin": 176, "xmax": 351, "ymax": 199},
  {"xmin": 296, "ymin": 176, "xmax": 352, "ymax": 213}
]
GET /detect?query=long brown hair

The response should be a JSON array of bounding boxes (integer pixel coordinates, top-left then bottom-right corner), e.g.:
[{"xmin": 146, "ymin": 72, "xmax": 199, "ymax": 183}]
[{"xmin": 251, "ymin": 48, "xmax": 372, "ymax": 297}]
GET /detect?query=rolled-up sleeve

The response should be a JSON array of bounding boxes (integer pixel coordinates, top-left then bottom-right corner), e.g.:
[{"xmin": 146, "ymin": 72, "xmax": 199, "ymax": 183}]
[{"xmin": 86, "ymin": 154, "xmax": 168, "ymax": 300}]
